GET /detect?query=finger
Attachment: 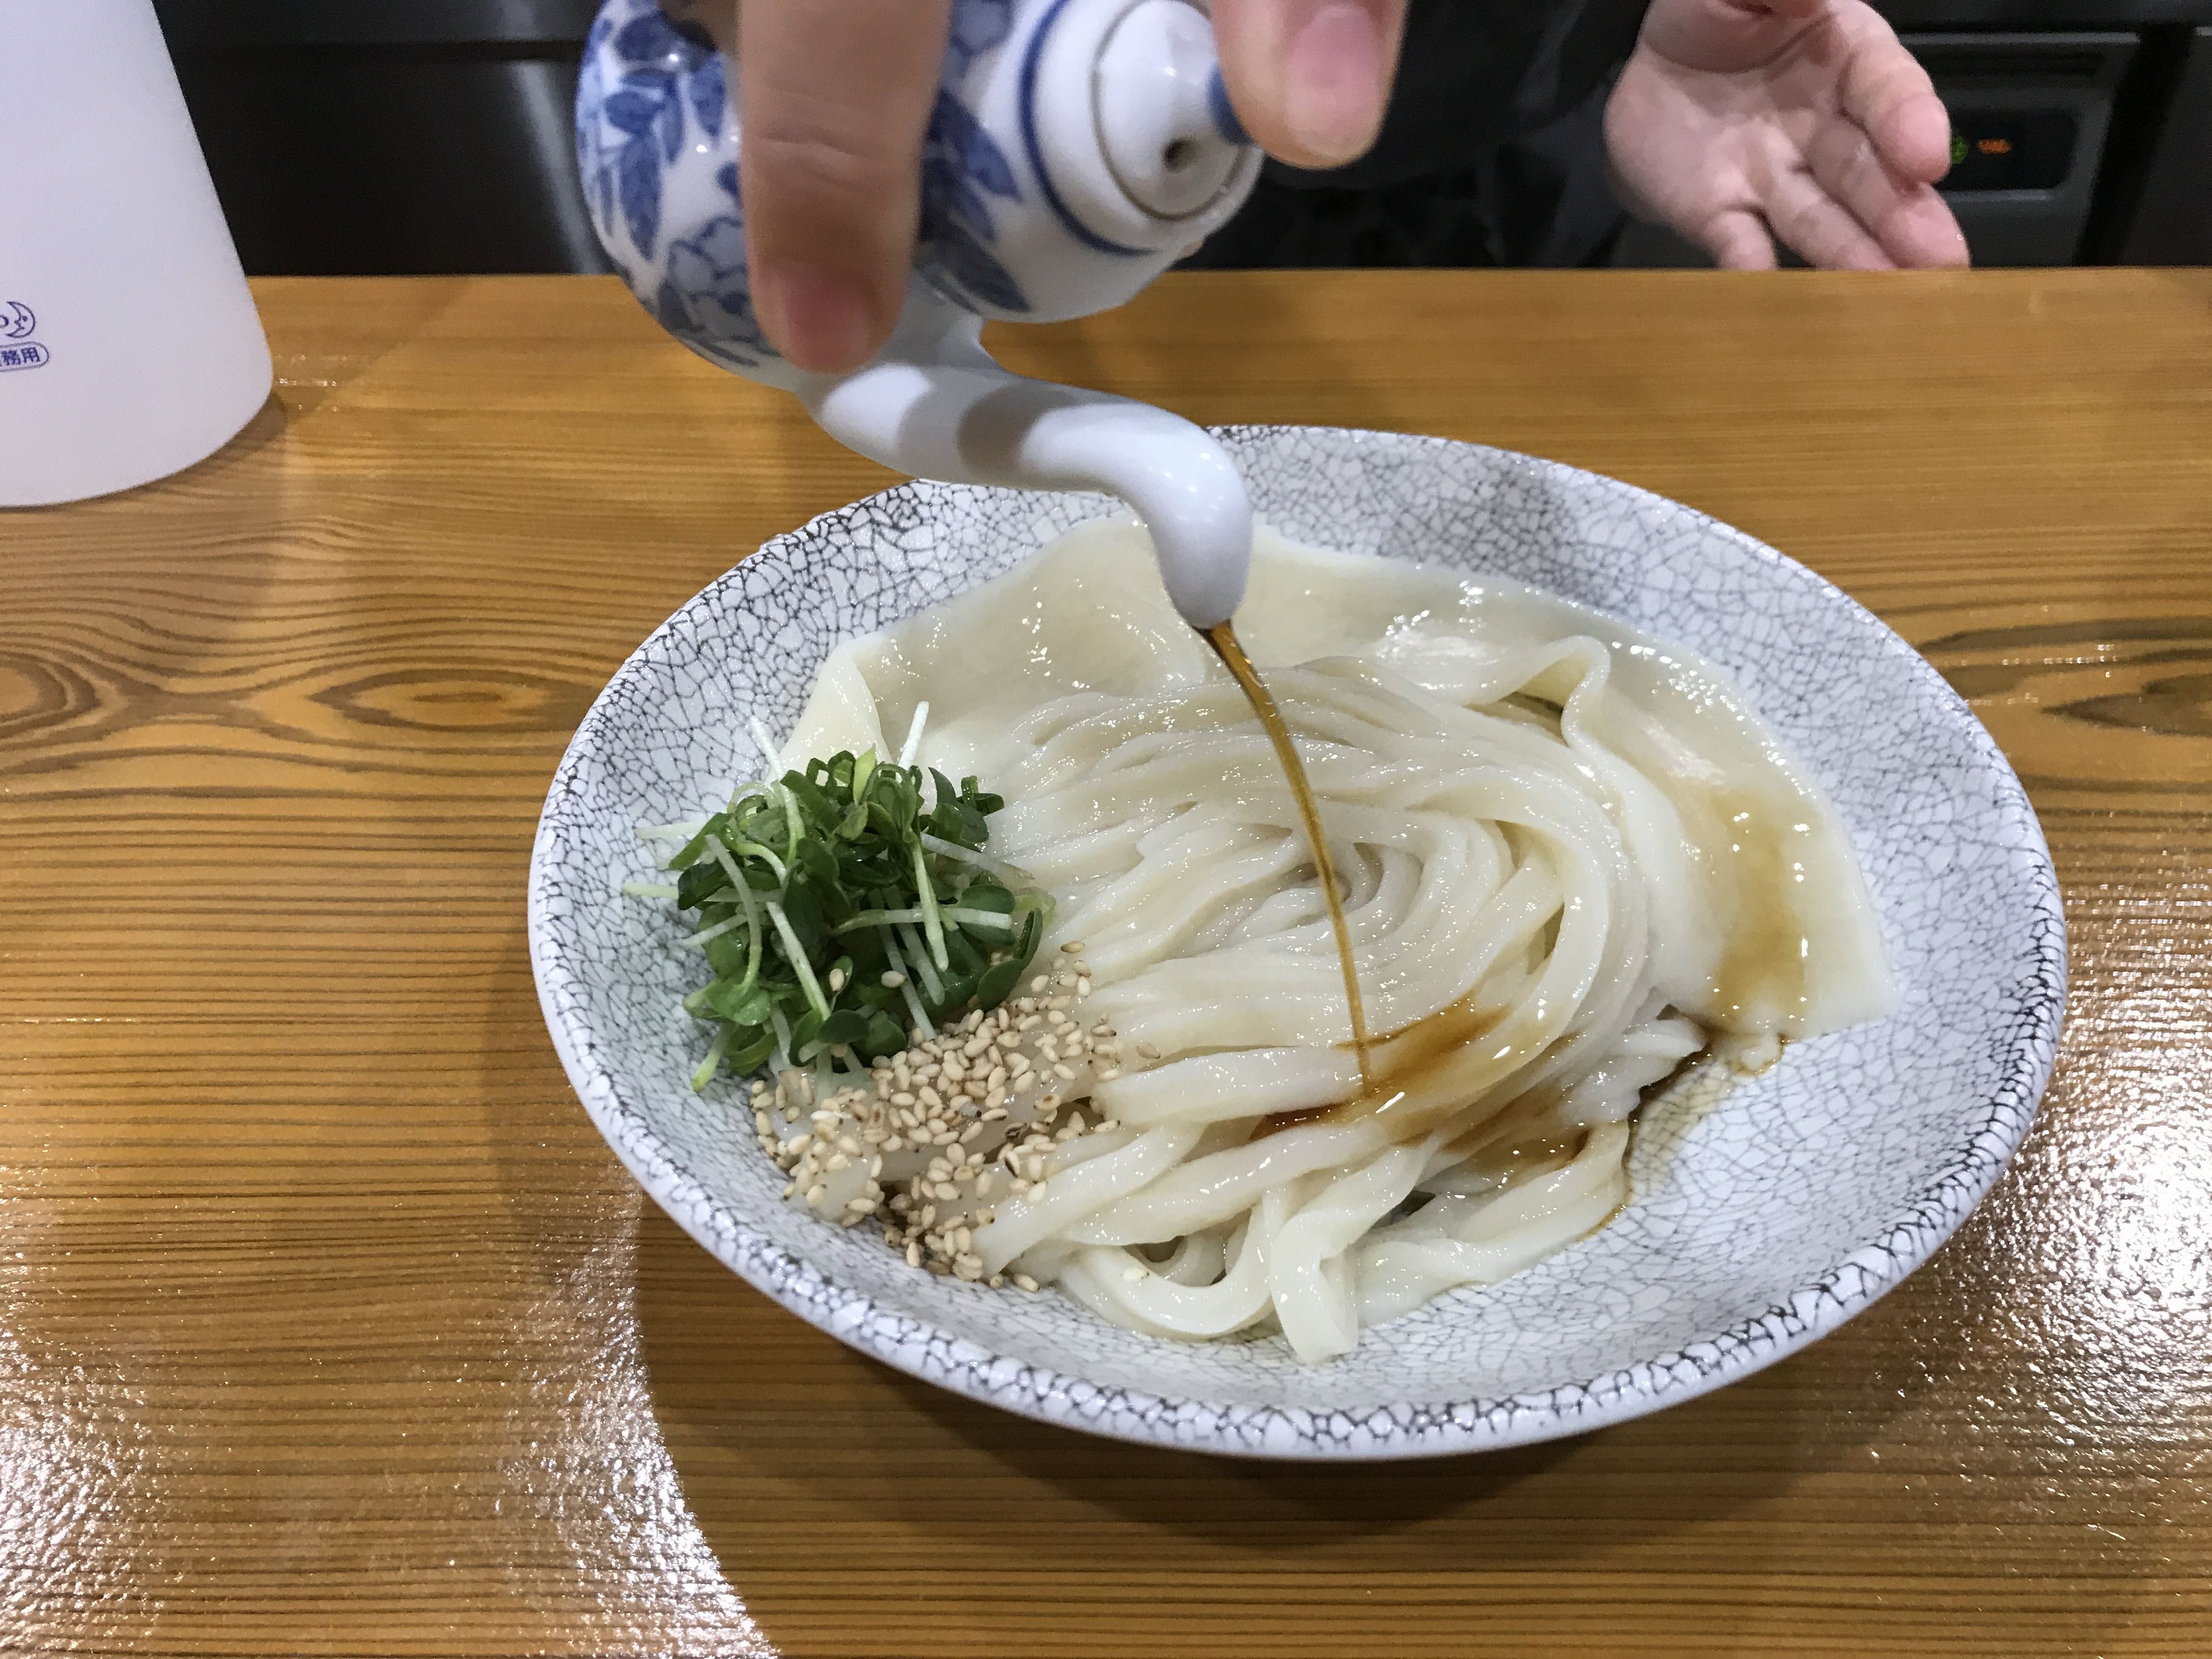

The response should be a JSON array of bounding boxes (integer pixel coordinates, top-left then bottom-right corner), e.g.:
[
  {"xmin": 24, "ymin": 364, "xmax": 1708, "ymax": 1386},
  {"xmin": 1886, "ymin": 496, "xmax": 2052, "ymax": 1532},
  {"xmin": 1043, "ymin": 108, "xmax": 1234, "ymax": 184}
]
[
  {"xmin": 1212, "ymin": 0, "xmax": 1409, "ymax": 168},
  {"xmin": 1804, "ymin": 117, "xmax": 1970, "ymax": 267},
  {"xmin": 1757, "ymin": 160, "xmax": 1895, "ymax": 268},
  {"xmin": 737, "ymin": 0, "xmax": 951, "ymax": 373},
  {"xmin": 1828, "ymin": 2, "xmax": 1952, "ymax": 183},
  {"xmin": 1698, "ymin": 207, "xmax": 1780, "ymax": 270}
]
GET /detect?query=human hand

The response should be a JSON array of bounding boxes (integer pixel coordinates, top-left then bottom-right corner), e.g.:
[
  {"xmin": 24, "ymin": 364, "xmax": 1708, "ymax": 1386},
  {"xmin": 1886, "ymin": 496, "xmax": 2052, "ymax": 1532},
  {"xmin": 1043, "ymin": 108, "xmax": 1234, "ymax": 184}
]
[
  {"xmin": 736, "ymin": 0, "xmax": 1409, "ymax": 373},
  {"xmin": 1604, "ymin": 0, "xmax": 1969, "ymax": 270}
]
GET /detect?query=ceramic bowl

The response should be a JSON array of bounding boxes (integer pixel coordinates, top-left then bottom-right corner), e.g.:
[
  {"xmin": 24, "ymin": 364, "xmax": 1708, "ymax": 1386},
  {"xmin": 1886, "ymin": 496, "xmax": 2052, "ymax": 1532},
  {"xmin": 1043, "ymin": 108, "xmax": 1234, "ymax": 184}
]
[{"xmin": 528, "ymin": 426, "xmax": 2065, "ymax": 1459}]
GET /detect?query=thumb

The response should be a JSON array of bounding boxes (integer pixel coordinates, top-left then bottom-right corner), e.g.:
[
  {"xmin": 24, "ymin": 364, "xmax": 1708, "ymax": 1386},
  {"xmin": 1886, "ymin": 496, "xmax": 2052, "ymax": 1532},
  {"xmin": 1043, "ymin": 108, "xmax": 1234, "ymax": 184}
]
[{"xmin": 1211, "ymin": 0, "xmax": 1409, "ymax": 169}]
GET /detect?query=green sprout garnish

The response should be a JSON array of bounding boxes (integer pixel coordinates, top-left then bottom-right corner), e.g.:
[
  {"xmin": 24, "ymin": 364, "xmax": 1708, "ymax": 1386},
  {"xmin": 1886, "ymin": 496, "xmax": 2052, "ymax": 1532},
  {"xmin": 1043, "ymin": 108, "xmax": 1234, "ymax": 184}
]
[{"xmin": 634, "ymin": 741, "xmax": 1051, "ymax": 1090}]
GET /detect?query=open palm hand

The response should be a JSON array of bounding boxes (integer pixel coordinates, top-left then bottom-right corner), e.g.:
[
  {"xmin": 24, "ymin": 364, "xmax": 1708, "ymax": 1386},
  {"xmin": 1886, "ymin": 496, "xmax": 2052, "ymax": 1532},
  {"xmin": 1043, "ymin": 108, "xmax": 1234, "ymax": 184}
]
[{"xmin": 1606, "ymin": 0, "xmax": 1970, "ymax": 269}]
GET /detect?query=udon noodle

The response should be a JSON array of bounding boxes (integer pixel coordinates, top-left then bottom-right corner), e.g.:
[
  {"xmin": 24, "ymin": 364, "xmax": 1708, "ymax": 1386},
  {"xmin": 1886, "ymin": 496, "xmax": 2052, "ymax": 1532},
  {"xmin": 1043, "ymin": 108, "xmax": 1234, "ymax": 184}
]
[{"xmin": 780, "ymin": 521, "xmax": 1893, "ymax": 1361}]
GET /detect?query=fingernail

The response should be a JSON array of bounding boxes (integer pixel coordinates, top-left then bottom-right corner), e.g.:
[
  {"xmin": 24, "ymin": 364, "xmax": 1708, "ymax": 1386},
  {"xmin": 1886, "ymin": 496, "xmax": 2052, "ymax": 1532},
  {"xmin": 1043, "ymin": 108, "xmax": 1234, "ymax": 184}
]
[
  {"xmin": 757, "ymin": 261, "xmax": 882, "ymax": 374},
  {"xmin": 1284, "ymin": 2, "xmax": 1387, "ymax": 165}
]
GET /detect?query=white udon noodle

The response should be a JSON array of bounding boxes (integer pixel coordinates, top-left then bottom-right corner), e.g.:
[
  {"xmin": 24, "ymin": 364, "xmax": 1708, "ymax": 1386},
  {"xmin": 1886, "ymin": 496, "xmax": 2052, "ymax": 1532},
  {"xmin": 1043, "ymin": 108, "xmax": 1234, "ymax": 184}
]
[{"xmin": 783, "ymin": 521, "xmax": 1894, "ymax": 1362}]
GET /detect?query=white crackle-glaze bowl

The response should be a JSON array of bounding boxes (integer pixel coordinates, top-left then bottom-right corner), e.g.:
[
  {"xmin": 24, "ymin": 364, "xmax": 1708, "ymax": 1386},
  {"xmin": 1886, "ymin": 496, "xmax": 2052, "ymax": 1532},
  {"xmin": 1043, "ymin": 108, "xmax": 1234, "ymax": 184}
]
[{"xmin": 529, "ymin": 426, "xmax": 2064, "ymax": 1459}]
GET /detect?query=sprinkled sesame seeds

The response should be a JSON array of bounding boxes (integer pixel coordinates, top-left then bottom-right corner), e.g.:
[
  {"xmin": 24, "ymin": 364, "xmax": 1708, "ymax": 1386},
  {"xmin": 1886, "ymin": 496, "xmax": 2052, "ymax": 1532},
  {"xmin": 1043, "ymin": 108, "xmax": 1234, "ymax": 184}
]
[{"xmin": 754, "ymin": 955, "xmax": 1108, "ymax": 1286}]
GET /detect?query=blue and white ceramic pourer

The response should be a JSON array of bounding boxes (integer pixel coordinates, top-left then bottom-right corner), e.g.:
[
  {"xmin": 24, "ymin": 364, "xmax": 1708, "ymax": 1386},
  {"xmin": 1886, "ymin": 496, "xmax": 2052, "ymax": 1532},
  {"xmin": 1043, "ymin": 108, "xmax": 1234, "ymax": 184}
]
[{"xmin": 575, "ymin": 0, "xmax": 1265, "ymax": 626}]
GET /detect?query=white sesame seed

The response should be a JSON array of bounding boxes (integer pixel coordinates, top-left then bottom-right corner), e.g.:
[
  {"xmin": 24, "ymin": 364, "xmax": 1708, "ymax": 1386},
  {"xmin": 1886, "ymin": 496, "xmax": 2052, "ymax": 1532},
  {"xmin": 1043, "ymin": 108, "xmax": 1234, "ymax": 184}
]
[
  {"xmin": 1061, "ymin": 941, "xmax": 1085, "ymax": 954},
  {"xmin": 1123, "ymin": 1265, "xmax": 1146, "ymax": 1284},
  {"xmin": 1013, "ymin": 1273, "xmax": 1040, "ymax": 1293}
]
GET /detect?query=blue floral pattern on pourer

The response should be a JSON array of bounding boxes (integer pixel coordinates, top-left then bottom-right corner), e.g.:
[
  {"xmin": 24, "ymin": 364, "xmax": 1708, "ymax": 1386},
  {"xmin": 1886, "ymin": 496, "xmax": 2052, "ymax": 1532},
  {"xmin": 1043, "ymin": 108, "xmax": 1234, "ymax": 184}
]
[
  {"xmin": 578, "ymin": 9, "xmax": 716, "ymax": 258},
  {"xmin": 578, "ymin": 0, "xmax": 777, "ymax": 368},
  {"xmin": 918, "ymin": 88, "xmax": 1031, "ymax": 314},
  {"xmin": 654, "ymin": 197, "xmax": 776, "ymax": 371},
  {"xmin": 944, "ymin": 0, "xmax": 1015, "ymax": 75}
]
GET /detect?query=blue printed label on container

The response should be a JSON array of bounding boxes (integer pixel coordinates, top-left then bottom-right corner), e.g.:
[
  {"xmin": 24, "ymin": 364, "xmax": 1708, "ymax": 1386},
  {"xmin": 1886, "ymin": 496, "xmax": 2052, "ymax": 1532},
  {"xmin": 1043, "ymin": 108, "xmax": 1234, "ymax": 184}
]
[{"xmin": 0, "ymin": 301, "xmax": 45, "ymax": 370}]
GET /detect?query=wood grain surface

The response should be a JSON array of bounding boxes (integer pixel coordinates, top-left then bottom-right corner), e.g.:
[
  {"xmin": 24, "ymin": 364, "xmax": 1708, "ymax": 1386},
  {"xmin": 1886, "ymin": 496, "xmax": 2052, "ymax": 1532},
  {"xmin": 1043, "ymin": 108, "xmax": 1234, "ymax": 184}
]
[{"xmin": 3, "ymin": 270, "xmax": 2210, "ymax": 1658}]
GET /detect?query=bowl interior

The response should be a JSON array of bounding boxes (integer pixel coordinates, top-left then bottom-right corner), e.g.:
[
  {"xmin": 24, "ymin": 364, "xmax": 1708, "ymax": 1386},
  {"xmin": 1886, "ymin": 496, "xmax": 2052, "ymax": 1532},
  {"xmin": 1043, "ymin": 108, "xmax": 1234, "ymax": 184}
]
[{"xmin": 529, "ymin": 426, "xmax": 2062, "ymax": 1454}]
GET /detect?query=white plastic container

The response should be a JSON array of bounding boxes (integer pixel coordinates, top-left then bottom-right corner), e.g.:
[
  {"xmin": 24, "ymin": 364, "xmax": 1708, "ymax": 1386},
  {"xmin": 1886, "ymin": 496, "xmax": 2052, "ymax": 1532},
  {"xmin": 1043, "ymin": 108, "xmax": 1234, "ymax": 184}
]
[{"xmin": 0, "ymin": 0, "xmax": 273, "ymax": 507}]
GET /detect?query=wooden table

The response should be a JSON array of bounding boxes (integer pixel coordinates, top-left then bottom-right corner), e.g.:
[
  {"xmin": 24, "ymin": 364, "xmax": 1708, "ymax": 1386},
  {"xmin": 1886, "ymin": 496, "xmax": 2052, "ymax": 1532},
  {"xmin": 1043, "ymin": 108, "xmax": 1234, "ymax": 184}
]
[{"xmin": 5, "ymin": 270, "xmax": 2209, "ymax": 1657}]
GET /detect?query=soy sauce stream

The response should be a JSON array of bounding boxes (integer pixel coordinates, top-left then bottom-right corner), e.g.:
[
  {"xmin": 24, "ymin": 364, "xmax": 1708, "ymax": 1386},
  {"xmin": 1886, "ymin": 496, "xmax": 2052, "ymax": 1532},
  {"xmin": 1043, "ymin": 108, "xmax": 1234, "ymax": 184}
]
[{"xmin": 1202, "ymin": 623, "xmax": 1372, "ymax": 1088}]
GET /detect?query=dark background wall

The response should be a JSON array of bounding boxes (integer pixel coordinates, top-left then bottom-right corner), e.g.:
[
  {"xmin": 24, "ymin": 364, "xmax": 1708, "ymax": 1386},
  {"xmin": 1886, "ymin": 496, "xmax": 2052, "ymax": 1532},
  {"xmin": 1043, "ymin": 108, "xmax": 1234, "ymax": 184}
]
[{"xmin": 154, "ymin": 0, "xmax": 2211, "ymax": 276}]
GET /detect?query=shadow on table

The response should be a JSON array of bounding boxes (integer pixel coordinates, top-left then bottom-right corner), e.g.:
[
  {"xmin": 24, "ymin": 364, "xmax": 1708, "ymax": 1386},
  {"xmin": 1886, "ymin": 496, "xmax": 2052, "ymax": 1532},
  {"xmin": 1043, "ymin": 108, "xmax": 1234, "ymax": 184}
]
[{"xmin": 628, "ymin": 1198, "xmax": 1970, "ymax": 1629}]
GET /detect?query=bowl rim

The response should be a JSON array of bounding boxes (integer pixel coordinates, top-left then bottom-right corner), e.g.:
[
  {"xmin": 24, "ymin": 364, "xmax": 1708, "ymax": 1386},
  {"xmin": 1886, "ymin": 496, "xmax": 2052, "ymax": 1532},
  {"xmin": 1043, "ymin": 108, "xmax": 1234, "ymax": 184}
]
[{"xmin": 528, "ymin": 425, "xmax": 2067, "ymax": 1460}]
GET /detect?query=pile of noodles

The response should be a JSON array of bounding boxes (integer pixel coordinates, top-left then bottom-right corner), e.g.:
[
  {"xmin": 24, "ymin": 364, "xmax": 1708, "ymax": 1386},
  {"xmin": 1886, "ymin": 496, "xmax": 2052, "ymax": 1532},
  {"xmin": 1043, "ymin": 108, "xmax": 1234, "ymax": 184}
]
[{"xmin": 779, "ymin": 522, "xmax": 1892, "ymax": 1362}]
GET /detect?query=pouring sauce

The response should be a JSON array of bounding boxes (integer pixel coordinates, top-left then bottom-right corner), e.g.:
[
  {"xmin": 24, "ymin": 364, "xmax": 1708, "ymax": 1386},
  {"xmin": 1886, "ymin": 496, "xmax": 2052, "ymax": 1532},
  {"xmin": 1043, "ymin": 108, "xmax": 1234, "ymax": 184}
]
[
  {"xmin": 1204, "ymin": 620, "xmax": 1536, "ymax": 1142},
  {"xmin": 1202, "ymin": 623, "xmax": 1371, "ymax": 1088}
]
